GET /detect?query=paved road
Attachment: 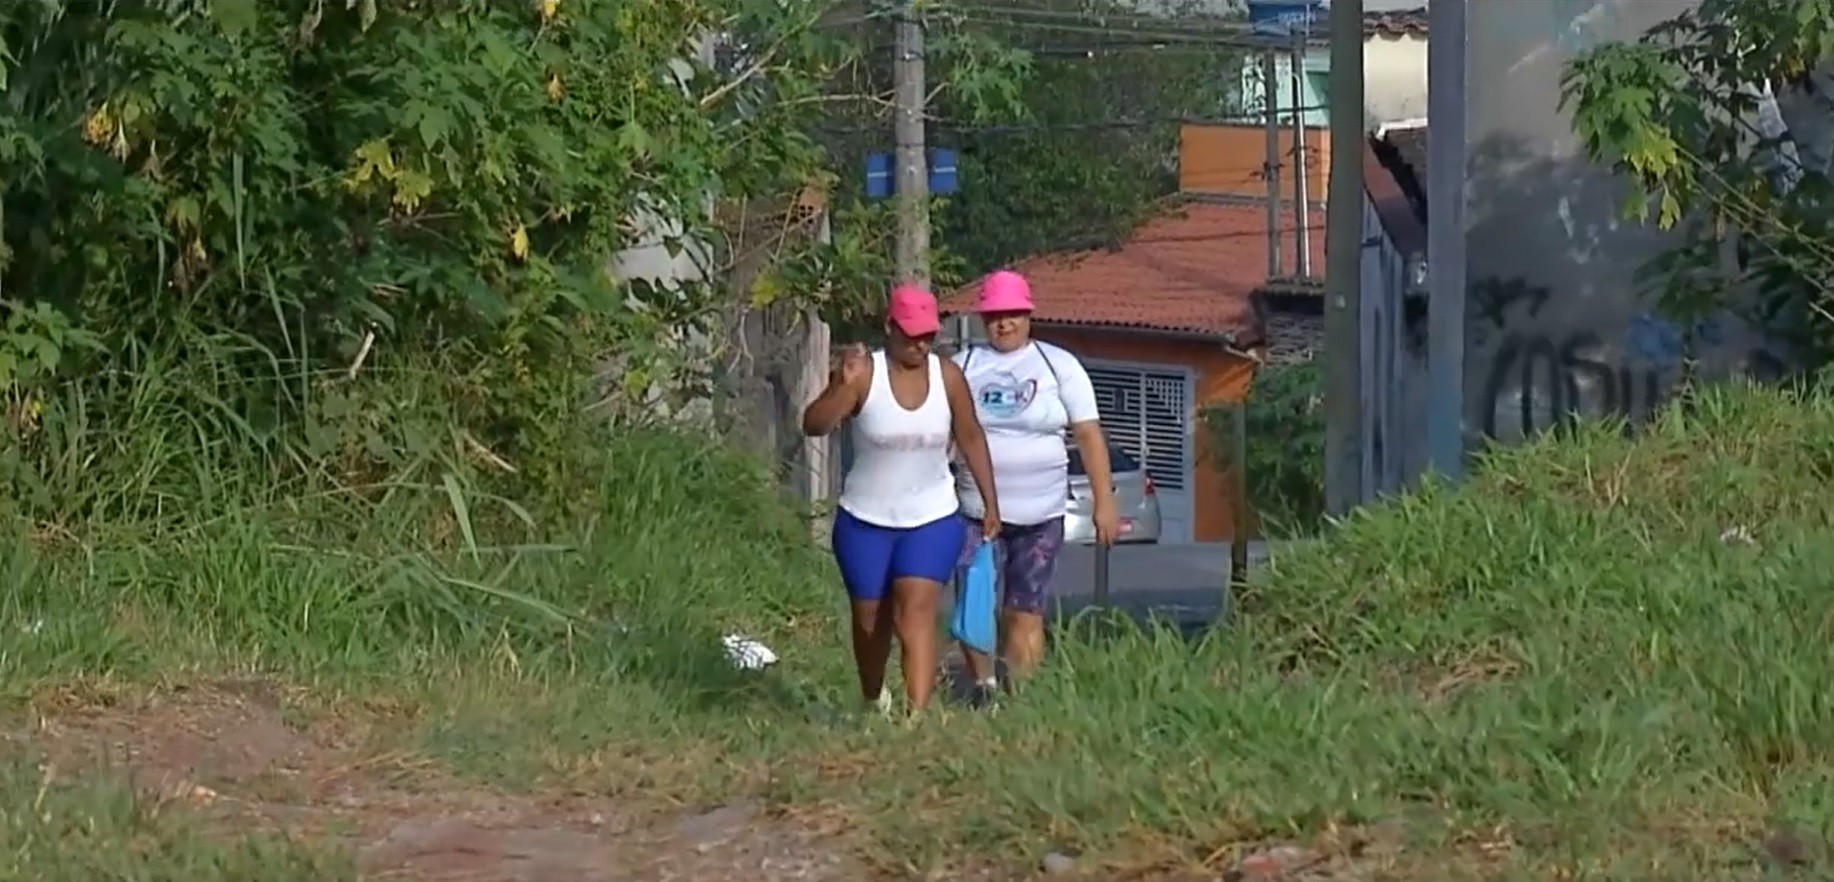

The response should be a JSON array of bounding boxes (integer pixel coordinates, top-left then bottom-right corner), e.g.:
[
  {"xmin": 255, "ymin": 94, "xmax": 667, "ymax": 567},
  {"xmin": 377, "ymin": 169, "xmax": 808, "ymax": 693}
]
[{"xmin": 1051, "ymin": 541, "xmax": 1270, "ymax": 623}]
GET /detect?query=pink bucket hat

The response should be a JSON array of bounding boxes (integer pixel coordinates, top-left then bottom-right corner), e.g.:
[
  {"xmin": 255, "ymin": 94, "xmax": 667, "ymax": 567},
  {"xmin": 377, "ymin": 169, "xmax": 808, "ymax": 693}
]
[
  {"xmin": 975, "ymin": 270, "xmax": 1034, "ymax": 313},
  {"xmin": 887, "ymin": 283, "xmax": 940, "ymax": 336}
]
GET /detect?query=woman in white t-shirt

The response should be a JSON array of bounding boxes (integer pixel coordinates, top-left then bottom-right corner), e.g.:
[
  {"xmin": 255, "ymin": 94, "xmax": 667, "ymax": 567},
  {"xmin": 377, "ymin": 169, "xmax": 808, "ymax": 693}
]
[{"xmin": 951, "ymin": 270, "xmax": 1119, "ymax": 707}]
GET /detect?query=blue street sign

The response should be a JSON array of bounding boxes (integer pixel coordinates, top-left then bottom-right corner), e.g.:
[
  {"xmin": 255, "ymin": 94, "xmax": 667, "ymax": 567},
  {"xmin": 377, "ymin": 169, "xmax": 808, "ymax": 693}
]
[
  {"xmin": 863, "ymin": 149, "xmax": 960, "ymax": 198},
  {"xmin": 928, "ymin": 148, "xmax": 958, "ymax": 195},
  {"xmin": 864, "ymin": 152, "xmax": 893, "ymax": 199}
]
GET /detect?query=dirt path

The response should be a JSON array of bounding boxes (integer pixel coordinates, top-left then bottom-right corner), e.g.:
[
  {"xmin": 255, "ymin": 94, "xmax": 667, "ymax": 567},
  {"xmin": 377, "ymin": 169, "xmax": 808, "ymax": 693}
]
[
  {"xmin": 13, "ymin": 679, "xmax": 881, "ymax": 882},
  {"xmin": 8, "ymin": 679, "xmax": 1430, "ymax": 881}
]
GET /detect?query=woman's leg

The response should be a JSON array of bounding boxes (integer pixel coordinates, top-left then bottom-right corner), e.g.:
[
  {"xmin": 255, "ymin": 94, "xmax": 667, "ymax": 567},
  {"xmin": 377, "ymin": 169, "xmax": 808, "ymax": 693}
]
[
  {"xmin": 997, "ymin": 517, "xmax": 1066, "ymax": 680},
  {"xmin": 887, "ymin": 513, "xmax": 967, "ymax": 711},
  {"xmin": 830, "ymin": 511, "xmax": 897, "ymax": 705}
]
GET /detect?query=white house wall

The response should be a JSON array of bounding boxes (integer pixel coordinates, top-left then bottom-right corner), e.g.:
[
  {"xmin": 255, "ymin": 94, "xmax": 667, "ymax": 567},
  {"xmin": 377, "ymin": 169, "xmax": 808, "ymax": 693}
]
[{"xmin": 1363, "ymin": 33, "xmax": 1426, "ymax": 125}]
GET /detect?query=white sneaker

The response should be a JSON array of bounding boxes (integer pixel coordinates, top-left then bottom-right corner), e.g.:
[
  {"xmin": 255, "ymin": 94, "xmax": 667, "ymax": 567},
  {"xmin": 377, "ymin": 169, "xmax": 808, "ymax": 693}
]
[{"xmin": 869, "ymin": 687, "xmax": 893, "ymax": 719}]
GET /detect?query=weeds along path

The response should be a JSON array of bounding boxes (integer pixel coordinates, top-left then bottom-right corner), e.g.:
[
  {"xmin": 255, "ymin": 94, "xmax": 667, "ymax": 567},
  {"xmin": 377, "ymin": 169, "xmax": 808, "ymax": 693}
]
[
  {"xmin": 4, "ymin": 677, "xmax": 1408, "ymax": 882},
  {"xmin": 6, "ymin": 680, "xmax": 879, "ymax": 882},
  {"xmin": 9, "ymin": 387, "xmax": 1834, "ymax": 880}
]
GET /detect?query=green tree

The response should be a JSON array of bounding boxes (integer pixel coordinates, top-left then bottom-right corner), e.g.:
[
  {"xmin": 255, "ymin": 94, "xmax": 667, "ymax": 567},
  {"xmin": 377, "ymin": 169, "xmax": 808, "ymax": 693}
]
[
  {"xmin": 931, "ymin": 1, "xmax": 1240, "ymax": 271},
  {"xmin": 0, "ymin": 0, "xmax": 865, "ymax": 511},
  {"xmin": 1561, "ymin": 0, "xmax": 1834, "ymax": 366},
  {"xmin": 807, "ymin": 1, "xmax": 1237, "ymax": 306}
]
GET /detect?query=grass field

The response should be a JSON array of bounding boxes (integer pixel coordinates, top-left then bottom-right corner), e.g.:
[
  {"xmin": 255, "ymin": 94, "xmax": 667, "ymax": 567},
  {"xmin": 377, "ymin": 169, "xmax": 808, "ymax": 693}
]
[{"xmin": 4, "ymin": 379, "xmax": 1833, "ymax": 879}]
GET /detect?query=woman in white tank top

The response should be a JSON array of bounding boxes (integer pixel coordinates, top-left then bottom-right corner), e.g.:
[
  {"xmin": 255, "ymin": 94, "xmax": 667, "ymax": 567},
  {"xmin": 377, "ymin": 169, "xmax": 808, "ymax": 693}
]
[{"xmin": 802, "ymin": 284, "xmax": 1000, "ymax": 715}]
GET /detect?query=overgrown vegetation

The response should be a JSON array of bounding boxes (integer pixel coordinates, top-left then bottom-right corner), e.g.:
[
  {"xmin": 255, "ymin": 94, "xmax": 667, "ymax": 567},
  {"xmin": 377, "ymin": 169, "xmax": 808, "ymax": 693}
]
[
  {"xmin": 0, "ymin": 0, "xmax": 874, "ymax": 517},
  {"xmin": 9, "ymin": 374, "xmax": 1834, "ymax": 877},
  {"xmin": 1205, "ymin": 360, "xmax": 1326, "ymax": 537},
  {"xmin": 7, "ymin": 2, "xmax": 1831, "ymax": 880}
]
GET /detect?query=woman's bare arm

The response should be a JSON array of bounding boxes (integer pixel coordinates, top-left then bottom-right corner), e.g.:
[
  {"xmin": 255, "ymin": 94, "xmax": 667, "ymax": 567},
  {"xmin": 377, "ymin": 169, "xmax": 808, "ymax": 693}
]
[{"xmin": 941, "ymin": 358, "xmax": 999, "ymax": 521}]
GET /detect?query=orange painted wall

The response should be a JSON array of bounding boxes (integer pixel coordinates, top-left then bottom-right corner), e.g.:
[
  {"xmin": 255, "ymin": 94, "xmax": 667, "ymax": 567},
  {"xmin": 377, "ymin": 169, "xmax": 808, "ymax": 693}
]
[
  {"xmin": 1034, "ymin": 327, "xmax": 1258, "ymax": 542},
  {"xmin": 1178, "ymin": 122, "xmax": 1330, "ymax": 202}
]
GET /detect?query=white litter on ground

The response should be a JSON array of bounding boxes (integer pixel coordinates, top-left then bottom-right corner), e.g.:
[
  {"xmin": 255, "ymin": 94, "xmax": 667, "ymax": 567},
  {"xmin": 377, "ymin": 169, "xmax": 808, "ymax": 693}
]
[{"xmin": 721, "ymin": 633, "xmax": 778, "ymax": 670}]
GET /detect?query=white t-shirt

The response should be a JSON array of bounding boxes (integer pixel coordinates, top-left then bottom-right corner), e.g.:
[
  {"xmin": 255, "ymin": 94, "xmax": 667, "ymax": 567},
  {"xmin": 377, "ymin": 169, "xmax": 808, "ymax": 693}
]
[{"xmin": 951, "ymin": 341, "xmax": 1101, "ymax": 526}]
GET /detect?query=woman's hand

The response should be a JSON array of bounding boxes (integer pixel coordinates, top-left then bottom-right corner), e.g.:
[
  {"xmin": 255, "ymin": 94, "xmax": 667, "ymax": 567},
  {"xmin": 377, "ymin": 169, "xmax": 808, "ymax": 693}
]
[
  {"xmin": 1070, "ymin": 420, "xmax": 1119, "ymax": 544},
  {"xmin": 802, "ymin": 343, "xmax": 870, "ymax": 437},
  {"xmin": 1091, "ymin": 496, "xmax": 1120, "ymax": 545},
  {"xmin": 834, "ymin": 342, "xmax": 869, "ymax": 392},
  {"xmin": 981, "ymin": 502, "xmax": 1002, "ymax": 540}
]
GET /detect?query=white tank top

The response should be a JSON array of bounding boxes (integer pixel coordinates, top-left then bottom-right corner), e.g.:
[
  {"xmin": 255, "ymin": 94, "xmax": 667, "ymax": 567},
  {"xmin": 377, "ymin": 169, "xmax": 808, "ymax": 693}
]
[{"xmin": 837, "ymin": 351, "xmax": 959, "ymax": 528}]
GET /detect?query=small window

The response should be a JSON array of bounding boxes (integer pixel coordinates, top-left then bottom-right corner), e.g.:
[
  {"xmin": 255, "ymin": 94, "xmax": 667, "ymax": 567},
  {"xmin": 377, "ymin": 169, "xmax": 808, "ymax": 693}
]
[{"xmin": 1068, "ymin": 444, "xmax": 1141, "ymax": 476}]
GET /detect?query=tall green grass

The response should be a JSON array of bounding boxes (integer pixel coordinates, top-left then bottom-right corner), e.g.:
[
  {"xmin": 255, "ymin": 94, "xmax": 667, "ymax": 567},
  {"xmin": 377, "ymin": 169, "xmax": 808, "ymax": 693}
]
[
  {"xmin": 7, "ymin": 361, "xmax": 1834, "ymax": 879},
  {"xmin": 1, "ymin": 348, "xmax": 854, "ymax": 785},
  {"xmin": 815, "ymin": 380, "xmax": 1834, "ymax": 876}
]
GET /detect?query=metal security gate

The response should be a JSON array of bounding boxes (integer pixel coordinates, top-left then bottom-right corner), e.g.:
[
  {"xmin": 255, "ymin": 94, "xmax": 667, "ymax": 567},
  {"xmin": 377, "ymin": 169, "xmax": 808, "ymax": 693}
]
[{"xmin": 1085, "ymin": 362, "xmax": 1195, "ymax": 543}]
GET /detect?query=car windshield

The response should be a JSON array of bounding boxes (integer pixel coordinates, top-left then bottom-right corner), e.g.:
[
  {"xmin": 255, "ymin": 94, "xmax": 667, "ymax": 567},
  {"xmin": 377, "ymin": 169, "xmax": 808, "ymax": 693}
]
[{"xmin": 1068, "ymin": 444, "xmax": 1141, "ymax": 477}]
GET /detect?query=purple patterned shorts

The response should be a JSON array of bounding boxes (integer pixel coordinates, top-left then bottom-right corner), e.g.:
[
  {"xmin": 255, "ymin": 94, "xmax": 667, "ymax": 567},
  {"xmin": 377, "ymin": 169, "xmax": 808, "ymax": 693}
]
[{"xmin": 958, "ymin": 515, "xmax": 1067, "ymax": 615}]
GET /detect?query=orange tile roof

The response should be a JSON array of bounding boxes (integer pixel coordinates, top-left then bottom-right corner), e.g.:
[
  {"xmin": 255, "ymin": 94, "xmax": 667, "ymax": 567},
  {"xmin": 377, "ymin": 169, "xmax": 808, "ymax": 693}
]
[{"xmin": 941, "ymin": 199, "xmax": 1326, "ymax": 344}]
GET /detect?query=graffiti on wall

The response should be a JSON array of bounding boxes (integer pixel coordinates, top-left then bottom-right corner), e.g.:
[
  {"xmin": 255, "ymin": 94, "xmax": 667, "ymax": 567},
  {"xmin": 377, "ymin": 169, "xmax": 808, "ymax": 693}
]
[
  {"xmin": 1472, "ymin": 278, "xmax": 1665, "ymax": 439},
  {"xmin": 1469, "ymin": 277, "xmax": 1783, "ymax": 441}
]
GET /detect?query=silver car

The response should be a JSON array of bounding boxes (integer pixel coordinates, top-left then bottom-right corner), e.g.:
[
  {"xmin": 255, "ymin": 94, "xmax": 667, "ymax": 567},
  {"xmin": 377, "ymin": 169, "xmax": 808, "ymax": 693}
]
[{"xmin": 1063, "ymin": 443, "xmax": 1162, "ymax": 544}]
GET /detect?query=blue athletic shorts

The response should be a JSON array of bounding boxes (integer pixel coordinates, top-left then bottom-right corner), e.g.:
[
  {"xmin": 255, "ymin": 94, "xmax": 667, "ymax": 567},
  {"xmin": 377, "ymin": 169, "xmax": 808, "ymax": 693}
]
[{"xmin": 830, "ymin": 508, "xmax": 964, "ymax": 602}]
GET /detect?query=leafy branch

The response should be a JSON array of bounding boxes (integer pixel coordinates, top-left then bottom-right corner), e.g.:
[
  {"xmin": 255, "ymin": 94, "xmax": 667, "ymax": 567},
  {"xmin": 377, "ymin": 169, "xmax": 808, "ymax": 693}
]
[{"xmin": 1561, "ymin": 0, "xmax": 1834, "ymax": 360}]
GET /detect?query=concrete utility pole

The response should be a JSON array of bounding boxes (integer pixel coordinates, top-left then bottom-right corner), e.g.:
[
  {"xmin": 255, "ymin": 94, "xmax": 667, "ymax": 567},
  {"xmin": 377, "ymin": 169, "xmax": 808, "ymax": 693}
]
[
  {"xmin": 1261, "ymin": 49, "xmax": 1283, "ymax": 278},
  {"xmin": 1426, "ymin": 0, "xmax": 1469, "ymax": 478},
  {"xmin": 1290, "ymin": 33, "xmax": 1311, "ymax": 277},
  {"xmin": 893, "ymin": 1, "xmax": 930, "ymax": 290},
  {"xmin": 1323, "ymin": 0, "xmax": 1364, "ymax": 514}
]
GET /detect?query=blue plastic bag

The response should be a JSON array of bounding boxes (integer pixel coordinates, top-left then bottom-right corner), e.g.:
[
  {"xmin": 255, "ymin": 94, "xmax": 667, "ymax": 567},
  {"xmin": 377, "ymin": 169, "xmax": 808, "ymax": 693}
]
[{"xmin": 951, "ymin": 541, "xmax": 998, "ymax": 656}]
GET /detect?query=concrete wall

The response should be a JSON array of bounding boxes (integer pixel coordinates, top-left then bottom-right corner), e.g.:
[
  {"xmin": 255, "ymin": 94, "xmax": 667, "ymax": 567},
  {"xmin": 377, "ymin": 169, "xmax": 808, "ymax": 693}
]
[{"xmin": 1462, "ymin": 0, "xmax": 1784, "ymax": 444}]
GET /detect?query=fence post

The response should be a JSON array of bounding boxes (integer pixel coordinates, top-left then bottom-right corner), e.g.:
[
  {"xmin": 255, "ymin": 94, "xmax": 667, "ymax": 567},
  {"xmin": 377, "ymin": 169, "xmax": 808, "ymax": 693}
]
[
  {"xmin": 1093, "ymin": 539, "xmax": 1111, "ymax": 609},
  {"xmin": 1230, "ymin": 401, "xmax": 1249, "ymax": 589}
]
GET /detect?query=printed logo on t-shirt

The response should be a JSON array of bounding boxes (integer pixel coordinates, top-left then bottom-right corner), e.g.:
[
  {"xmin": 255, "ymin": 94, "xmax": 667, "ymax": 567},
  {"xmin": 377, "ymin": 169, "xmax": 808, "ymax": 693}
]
[{"xmin": 976, "ymin": 372, "xmax": 1037, "ymax": 419}]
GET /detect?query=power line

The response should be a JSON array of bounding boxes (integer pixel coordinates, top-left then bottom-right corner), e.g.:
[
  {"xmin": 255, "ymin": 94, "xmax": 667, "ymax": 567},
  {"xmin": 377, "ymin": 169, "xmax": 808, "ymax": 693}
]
[
  {"xmin": 954, "ymin": 16, "xmax": 1257, "ymax": 45},
  {"xmin": 856, "ymin": 37, "xmax": 1251, "ymax": 57},
  {"xmin": 1022, "ymin": 42, "xmax": 1252, "ymax": 57},
  {"xmin": 940, "ymin": 5, "xmax": 1317, "ymax": 50},
  {"xmin": 938, "ymin": 3, "xmax": 1262, "ymax": 34},
  {"xmin": 821, "ymin": 107, "xmax": 1332, "ymax": 136}
]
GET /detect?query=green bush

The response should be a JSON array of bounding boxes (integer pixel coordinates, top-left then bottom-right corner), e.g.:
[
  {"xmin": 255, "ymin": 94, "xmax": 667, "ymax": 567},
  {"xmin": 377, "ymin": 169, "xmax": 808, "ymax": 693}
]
[
  {"xmin": 0, "ymin": 1, "xmax": 855, "ymax": 509},
  {"xmin": 1203, "ymin": 359, "xmax": 1326, "ymax": 537}
]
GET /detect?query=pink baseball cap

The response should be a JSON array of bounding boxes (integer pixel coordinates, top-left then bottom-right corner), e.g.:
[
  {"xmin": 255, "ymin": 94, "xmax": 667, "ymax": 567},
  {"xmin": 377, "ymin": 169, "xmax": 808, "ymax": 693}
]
[
  {"xmin": 975, "ymin": 270, "xmax": 1034, "ymax": 313},
  {"xmin": 887, "ymin": 283, "xmax": 940, "ymax": 336}
]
